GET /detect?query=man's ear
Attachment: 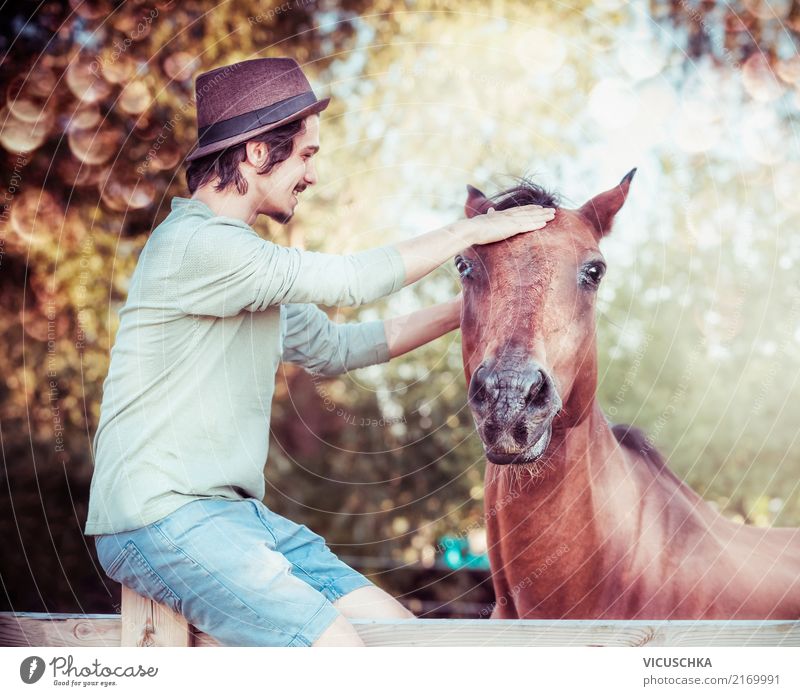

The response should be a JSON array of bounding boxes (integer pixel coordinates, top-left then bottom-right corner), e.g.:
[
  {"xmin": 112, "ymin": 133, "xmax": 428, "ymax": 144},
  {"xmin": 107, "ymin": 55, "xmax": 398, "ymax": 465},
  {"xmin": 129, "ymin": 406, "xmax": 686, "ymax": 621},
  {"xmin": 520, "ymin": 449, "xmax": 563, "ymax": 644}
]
[
  {"xmin": 245, "ymin": 140, "xmax": 269, "ymax": 168},
  {"xmin": 577, "ymin": 168, "xmax": 636, "ymax": 239},
  {"xmin": 465, "ymin": 184, "xmax": 490, "ymax": 218}
]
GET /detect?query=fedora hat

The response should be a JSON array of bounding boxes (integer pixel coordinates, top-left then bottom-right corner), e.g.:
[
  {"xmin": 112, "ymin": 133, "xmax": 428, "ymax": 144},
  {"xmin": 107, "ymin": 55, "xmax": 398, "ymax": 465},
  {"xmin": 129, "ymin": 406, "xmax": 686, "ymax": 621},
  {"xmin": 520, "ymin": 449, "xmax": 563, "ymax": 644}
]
[{"xmin": 185, "ymin": 57, "xmax": 330, "ymax": 162}]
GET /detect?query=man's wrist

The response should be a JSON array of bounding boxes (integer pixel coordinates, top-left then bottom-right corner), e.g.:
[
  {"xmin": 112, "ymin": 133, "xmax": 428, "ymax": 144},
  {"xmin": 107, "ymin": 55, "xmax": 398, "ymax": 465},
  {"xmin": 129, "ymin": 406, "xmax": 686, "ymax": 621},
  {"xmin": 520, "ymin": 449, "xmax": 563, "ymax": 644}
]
[{"xmin": 441, "ymin": 218, "xmax": 475, "ymax": 250}]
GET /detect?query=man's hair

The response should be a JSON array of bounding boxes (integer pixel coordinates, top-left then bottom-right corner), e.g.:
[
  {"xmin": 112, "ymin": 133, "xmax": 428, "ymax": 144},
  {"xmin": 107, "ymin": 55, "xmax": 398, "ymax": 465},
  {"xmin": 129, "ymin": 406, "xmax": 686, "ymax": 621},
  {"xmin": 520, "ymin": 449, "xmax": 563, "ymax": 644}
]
[{"xmin": 185, "ymin": 117, "xmax": 307, "ymax": 195}]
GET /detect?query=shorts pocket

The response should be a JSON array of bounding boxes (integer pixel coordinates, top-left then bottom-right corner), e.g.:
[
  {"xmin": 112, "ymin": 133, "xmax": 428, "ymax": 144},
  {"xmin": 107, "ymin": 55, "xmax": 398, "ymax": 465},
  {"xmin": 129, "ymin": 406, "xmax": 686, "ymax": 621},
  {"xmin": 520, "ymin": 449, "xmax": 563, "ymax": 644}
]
[
  {"xmin": 95, "ymin": 535, "xmax": 128, "ymax": 576},
  {"xmin": 249, "ymin": 500, "xmax": 279, "ymax": 548},
  {"xmin": 105, "ymin": 539, "xmax": 182, "ymax": 615}
]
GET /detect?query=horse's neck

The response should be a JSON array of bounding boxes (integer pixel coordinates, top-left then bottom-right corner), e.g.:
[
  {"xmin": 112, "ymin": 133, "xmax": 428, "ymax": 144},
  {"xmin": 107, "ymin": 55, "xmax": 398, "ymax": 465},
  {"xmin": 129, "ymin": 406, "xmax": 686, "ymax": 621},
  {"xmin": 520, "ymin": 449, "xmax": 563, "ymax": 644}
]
[
  {"xmin": 485, "ymin": 402, "xmax": 800, "ymax": 619},
  {"xmin": 486, "ymin": 401, "xmax": 635, "ymax": 533}
]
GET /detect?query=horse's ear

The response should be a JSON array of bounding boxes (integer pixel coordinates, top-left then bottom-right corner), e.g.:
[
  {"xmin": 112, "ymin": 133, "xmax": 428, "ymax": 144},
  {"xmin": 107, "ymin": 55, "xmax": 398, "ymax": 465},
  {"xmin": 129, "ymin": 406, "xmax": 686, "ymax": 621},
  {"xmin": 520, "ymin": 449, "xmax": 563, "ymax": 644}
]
[
  {"xmin": 465, "ymin": 184, "xmax": 490, "ymax": 218},
  {"xmin": 578, "ymin": 168, "xmax": 636, "ymax": 239}
]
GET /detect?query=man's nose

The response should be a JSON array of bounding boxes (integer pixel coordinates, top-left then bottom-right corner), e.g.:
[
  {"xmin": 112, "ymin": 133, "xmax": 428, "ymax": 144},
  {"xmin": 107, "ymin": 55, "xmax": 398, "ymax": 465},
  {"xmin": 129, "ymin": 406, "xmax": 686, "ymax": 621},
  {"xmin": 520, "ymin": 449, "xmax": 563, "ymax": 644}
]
[{"xmin": 304, "ymin": 161, "xmax": 318, "ymax": 186}]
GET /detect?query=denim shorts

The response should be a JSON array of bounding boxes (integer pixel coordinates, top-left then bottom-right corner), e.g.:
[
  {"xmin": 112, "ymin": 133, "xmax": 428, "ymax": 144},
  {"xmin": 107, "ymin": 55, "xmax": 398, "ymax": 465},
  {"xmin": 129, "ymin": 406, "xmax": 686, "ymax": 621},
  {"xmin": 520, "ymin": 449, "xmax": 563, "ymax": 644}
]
[{"xmin": 93, "ymin": 497, "xmax": 373, "ymax": 647}]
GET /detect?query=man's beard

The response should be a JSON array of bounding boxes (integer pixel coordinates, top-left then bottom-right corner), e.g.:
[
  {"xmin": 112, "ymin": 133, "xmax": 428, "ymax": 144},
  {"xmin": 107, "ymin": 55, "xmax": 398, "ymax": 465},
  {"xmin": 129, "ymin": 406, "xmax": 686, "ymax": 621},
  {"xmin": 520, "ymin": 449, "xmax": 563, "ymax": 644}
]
[
  {"xmin": 266, "ymin": 209, "xmax": 293, "ymax": 224},
  {"xmin": 264, "ymin": 185, "xmax": 304, "ymax": 224}
]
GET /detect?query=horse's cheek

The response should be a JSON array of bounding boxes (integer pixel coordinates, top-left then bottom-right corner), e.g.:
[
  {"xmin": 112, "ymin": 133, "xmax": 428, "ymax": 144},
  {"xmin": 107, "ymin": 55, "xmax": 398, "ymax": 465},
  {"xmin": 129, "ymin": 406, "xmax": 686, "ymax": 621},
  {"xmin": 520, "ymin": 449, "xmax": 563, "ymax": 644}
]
[{"xmin": 460, "ymin": 321, "xmax": 484, "ymax": 376}]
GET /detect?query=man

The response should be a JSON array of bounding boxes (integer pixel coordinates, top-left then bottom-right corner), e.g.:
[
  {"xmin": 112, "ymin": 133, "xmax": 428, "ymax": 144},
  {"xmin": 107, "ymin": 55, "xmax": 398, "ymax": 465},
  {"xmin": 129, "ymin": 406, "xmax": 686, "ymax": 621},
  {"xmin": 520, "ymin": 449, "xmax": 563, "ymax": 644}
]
[{"xmin": 85, "ymin": 57, "xmax": 554, "ymax": 647}]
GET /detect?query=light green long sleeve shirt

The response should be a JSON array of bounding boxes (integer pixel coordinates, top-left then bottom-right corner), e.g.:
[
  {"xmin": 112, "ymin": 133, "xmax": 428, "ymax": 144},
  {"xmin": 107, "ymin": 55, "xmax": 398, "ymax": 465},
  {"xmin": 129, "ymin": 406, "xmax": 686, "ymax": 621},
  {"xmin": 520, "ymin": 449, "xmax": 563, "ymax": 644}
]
[{"xmin": 84, "ymin": 197, "xmax": 406, "ymax": 535}]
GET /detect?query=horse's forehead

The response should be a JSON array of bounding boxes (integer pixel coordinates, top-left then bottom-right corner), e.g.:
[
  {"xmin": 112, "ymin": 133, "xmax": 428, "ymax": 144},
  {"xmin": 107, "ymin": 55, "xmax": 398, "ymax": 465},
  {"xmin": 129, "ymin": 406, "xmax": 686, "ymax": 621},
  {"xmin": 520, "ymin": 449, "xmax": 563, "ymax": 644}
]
[{"xmin": 474, "ymin": 209, "xmax": 598, "ymax": 267}]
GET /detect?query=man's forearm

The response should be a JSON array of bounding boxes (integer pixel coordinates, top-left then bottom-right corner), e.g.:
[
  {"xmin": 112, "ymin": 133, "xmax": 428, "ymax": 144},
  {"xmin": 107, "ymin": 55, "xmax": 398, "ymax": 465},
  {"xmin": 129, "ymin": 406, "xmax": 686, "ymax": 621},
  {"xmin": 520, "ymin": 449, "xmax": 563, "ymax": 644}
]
[
  {"xmin": 391, "ymin": 226, "xmax": 470, "ymax": 288},
  {"xmin": 383, "ymin": 297, "xmax": 461, "ymax": 359}
]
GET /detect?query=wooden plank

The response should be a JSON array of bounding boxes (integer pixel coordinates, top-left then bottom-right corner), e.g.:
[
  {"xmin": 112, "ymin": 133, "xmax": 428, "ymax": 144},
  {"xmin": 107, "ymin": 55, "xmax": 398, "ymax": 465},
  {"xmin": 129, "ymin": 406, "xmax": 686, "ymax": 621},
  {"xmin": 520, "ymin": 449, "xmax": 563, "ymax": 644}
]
[
  {"xmin": 120, "ymin": 585, "xmax": 192, "ymax": 647},
  {"xmin": 0, "ymin": 613, "xmax": 121, "ymax": 647},
  {"xmin": 349, "ymin": 619, "xmax": 800, "ymax": 647},
  {"xmin": 0, "ymin": 613, "xmax": 218, "ymax": 648},
  {"xmin": 1, "ymin": 614, "xmax": 798, "ymax": 647}
]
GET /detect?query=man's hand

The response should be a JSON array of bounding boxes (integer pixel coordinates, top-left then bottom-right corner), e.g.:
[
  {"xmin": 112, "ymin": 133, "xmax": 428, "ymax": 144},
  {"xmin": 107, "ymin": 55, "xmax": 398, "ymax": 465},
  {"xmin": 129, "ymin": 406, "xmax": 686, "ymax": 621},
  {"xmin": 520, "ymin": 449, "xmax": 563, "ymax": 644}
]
[
  {"xmin": 456, "ymin": 204, "xmax": 555, "ymax": 246},
  {"xmin": 392, "ymin": 205, "xmax": 555, "ymax": 288}
]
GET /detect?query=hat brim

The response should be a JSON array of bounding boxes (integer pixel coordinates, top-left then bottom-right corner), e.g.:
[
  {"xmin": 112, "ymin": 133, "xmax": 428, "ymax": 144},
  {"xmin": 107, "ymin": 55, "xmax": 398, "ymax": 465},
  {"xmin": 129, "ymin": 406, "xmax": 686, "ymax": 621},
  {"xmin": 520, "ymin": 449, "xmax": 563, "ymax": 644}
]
[{"xmin": 185, "ymin": 96, "xmax": 330, "ymax": 162}]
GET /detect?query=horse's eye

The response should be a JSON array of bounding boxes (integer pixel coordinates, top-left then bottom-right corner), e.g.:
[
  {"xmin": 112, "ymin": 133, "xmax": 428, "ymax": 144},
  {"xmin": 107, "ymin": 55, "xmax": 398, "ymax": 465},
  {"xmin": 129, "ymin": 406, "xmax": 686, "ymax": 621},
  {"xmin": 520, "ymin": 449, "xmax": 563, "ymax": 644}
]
[
  {"xmin": 455, "ymin": 255, "xmax": 473, "ymax": 279},
  {"xmin": 580, "ymin": 262, "xmax": 606, "ymax": 287}
]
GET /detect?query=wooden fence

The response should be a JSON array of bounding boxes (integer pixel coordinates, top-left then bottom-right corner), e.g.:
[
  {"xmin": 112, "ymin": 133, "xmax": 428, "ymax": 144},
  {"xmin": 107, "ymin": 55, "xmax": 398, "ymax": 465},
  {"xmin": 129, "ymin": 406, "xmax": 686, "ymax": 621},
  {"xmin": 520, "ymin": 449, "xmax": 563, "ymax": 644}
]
[{"xmin": 2, "ymin": 586, "xmax": 798, "ymax": 647}]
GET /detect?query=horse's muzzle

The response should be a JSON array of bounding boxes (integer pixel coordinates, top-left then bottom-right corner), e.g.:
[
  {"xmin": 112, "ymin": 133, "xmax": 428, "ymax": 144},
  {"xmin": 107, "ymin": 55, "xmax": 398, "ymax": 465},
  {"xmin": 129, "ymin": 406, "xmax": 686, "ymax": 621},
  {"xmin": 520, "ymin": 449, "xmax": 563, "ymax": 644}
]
[{"xmin": 468, "ymin": 358, "xmax": 561, "ymax": 464}]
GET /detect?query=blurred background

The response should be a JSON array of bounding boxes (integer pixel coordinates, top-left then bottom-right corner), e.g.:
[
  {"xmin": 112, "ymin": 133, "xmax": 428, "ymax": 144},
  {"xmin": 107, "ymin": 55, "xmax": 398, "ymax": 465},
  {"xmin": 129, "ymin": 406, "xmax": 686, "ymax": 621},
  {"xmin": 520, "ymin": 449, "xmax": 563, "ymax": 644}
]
[{"xmin": 1, "ymin": 0, "xmax": 799, "ymax": 619}]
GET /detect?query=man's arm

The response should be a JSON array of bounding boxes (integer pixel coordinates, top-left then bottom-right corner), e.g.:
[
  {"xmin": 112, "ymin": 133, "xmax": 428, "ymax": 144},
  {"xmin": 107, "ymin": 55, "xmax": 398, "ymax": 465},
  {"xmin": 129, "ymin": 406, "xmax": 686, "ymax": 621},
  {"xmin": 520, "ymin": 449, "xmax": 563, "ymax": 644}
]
[
  {"xmin": 383, "ymin": 294, "xmax": 462, "ymax": 359},
  {"xmin": 174, "ymin": 205, "xmax": 553, "ymax": 317},
  {"xmin": 281, "ymin": 296, "xmax": 462, "ymax": 376},
  {"xmin": 281, "ymin": 303, "xmax": 390, "ymax": 376}
]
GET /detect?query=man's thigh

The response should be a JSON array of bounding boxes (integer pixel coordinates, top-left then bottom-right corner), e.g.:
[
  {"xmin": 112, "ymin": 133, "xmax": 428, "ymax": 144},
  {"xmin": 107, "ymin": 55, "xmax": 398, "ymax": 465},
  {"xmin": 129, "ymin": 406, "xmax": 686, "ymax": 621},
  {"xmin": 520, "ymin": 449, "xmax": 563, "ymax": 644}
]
[
  {"xmin": 95, "ymin": 498, "xmax": 341, "ymax": 647},
  {"xmin": 252, "ymin": 499, "xmax": 376, "ymax": 604},
  {"xmin": 244, "ymin": 499, "xmax": 414, "ymax": 619}
]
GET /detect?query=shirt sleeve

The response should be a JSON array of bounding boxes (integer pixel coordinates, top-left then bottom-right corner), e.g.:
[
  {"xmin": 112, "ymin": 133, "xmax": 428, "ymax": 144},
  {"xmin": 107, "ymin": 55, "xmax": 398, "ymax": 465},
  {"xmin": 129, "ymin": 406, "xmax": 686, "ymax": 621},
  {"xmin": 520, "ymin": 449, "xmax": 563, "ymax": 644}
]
[
  {"xmin": 173, "ymin": 219, "xmax": 406, "ymax": 317},
  {"xmin": 280, "ymin": 303, "xmax": 391, "ymax": 376}
]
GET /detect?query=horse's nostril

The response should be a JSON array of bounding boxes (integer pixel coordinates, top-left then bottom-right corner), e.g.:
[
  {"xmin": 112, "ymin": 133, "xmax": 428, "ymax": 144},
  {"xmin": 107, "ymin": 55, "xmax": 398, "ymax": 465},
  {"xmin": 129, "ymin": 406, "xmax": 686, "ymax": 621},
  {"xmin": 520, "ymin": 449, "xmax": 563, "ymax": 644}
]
[
  {"xmin": 470, "ymin": 364, "xmax": 493, "ymax": 406},
  {"xmin": 524, "ymin": 369, "xmax": 553, "ymax": 411},
  {"xmin": 527, "ymin": 370, "xmax": 545, "ymax": 400}
]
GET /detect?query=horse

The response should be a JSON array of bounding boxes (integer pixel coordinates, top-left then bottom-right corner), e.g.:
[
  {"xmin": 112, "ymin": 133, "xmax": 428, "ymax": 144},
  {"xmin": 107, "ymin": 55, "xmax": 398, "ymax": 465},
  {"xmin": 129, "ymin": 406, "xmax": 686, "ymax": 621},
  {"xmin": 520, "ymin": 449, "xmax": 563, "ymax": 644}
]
[{"xmin": 457, "ymin": 171, "xmax": 800, "ymax": 619}]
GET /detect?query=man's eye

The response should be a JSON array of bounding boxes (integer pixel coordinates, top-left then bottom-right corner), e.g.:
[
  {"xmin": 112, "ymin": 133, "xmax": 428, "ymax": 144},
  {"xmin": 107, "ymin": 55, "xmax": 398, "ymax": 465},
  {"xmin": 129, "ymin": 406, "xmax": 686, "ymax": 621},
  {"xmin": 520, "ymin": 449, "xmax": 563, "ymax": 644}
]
[{"xmin": 455, "ymin": 255, "xmax": 473, "ymax": 278}]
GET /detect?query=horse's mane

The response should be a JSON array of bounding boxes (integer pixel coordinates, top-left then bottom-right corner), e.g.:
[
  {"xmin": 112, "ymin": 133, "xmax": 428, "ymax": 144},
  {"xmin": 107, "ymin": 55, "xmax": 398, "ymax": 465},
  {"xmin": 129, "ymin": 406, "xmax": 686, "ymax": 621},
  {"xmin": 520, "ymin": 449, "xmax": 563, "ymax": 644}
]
[
  {"xmin": 487, "ymin": 177, "xmax": 562, "ymax": 211},
  {"xmin": 610, "ymin": 424, "xmax": 666, "ymax": 470},
  {"xmin": 611, "ymin": 423, "xmax": 712, "ymax": 508}
]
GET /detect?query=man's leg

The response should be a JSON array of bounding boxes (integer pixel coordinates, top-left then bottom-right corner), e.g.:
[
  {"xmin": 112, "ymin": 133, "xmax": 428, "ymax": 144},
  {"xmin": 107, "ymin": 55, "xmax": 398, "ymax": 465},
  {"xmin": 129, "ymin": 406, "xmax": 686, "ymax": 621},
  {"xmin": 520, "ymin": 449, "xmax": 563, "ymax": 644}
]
[
  {"xmin": 311, "ymin": 613, "xmax": 365, "ymax": 646},
  {"xmin": 252, "ymin": 500, "xmax": 416, "ymax": 635},
  {"xmin": 99, "ymin": 499, "xmax": 360, "ymax": 647},
  {"xmin": 312, "ymin": 586, "xmax": 414, "ymax": 646},
  {"xmin": 333, "ymin": 584, "xmax": 416, "ymax": 620}
]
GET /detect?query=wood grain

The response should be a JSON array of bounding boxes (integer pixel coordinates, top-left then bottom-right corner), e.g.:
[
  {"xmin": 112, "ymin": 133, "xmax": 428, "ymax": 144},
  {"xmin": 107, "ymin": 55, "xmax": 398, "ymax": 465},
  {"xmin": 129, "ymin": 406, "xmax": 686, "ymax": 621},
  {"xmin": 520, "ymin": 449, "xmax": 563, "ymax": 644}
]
[{"xmin": 2, "ymin": 614, "xmax": 797, "ymax": 647}]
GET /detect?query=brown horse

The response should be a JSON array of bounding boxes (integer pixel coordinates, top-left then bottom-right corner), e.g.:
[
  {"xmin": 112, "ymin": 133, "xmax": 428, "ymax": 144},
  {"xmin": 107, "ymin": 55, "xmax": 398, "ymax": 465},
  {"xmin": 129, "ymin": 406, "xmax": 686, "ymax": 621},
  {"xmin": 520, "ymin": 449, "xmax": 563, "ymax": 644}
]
[{"xmin": 458, "ymin": 172, "xmax": 800, "ymax": 619}]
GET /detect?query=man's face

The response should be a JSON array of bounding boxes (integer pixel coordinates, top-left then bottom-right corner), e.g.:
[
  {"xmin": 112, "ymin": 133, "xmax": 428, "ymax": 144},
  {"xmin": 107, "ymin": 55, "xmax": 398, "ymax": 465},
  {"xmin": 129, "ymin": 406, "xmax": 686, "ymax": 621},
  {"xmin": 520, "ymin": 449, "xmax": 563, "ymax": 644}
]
[{"xmin": 254, "ymin": 114, "xmax": 320, "ymax": 224}]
